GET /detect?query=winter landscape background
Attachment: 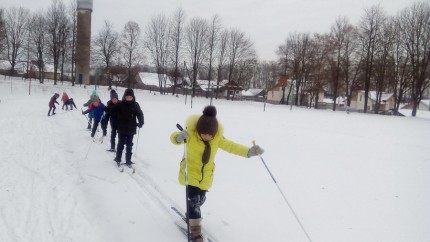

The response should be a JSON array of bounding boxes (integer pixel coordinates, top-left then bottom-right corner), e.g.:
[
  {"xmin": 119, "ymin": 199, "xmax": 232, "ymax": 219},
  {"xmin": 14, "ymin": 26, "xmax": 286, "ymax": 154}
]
[{"xmin": 1, "ymin": 76, "xmax": 429, "ymax": 242}]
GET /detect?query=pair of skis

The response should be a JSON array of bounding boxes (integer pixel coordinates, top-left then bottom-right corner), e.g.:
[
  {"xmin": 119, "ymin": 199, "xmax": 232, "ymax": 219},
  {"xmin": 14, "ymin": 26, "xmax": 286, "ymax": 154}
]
[
  {"xmin": 171, "ymin": 206, "xmax": 216, "ymax": 242},
  {"xmin": 115, "ymin": 162, "xmax": 136, "ymax": 173},
  {"xmin": 106, "ymin": 149, "xmax": 136, "ymax": 174}
]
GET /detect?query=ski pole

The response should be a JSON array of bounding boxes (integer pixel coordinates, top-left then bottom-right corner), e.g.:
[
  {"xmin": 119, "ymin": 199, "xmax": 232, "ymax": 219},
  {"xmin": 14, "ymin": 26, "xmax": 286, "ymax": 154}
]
[
  {"xmin": 134, "ymin": 126, "xmax": 141, "ymax": 157},
  {"xmin": 82, "ymin": 108, "xmax": 100, "ymax": 139},
  {"xmin": 81, "ymin": 108, "xmax": 91, "ymax": 128},
  {"xmin": 253, "ymin": 141, "xmax": 313, "ymax": 242},
  {"xmin": 177, "ymin": 123, "xmax": 191, "ymax": 242}
]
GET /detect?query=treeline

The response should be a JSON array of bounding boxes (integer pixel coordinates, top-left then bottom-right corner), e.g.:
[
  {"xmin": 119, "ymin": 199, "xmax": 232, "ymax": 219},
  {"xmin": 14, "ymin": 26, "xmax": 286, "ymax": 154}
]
[
  {"xmin": 92, "ymin": 11, "xmax": 257, "ymax": 98},
  {"xmin": 276, "ymin": 2, "xmax": 430, "ymax": 116},
  {"xmin": 0, "ymin": 0, "xmax": 76, "ymax": 85},
  {"xmin": 0, "ymin": 1, "xmax": 428, "ymax": 116}
]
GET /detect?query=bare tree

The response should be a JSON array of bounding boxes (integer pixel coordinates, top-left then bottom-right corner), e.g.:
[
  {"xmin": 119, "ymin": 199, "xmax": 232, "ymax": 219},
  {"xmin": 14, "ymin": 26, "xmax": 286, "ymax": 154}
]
[
  {"xmin": 121, "ymin": 21, "xmax": 142, "ymax": 88},
  {"xmin": 215, "ymin": 29, "xmax": 228, "ymax": 99},
  {"xmin": 308, "ymin": 33, "xmax": 331, "ymax": 109},
  {"xmin": 399, "ymin": 1, "xmax": 430, "ymax": 116},
  {"xmin": 373, "ymin": 16, "xmax": 396, "ymax": 114},
  {"xmin": 286, "ymin": 32, "xmax": 312, "ymax": 106},
  {"xmin": 205, "ymin": 15, "xmax": 222, "ymax": 97},
  {"xmin": 169, "ymin": 7, "xmax": 186, "ymax": 95},
  {"xmin": 256, "ymin": 61, "xmax": 279, "ymax": 90},
  {"xmin": 330, "ymin": 16, "xmax": 354, "ymax": 111},
  {"xmin": 185, "ymin": 17, "xmax": 208, "ymax": 97},
  {"xmin": 0, "ymin": 9, "xmax": 6, "ymax": 56},
  {"xmin": 235, "ymin": 55, "xmax": 257, "ymax": 88},
  {"xmin": 46, "ymin": 0, "xmax": 69, "ymax": 85},
  {"xmin": 390, "ymin": 15, "xmax": 411, "ymax": 113},
  {"xmin": 340, "ymin": 22, "xmax": 360, "ymax": 108},
  {"xmin": 68, "ymin": 0, "xmax": 77, "ymax": 85},
  {"xmin": 59, "ymin": 18, "xmax": 71, "ymax": 84},
  {"xmin": 93, "ymin": 20, "xmax": 119, "ymax": 89},
  {"xmin": 29, "ymin": 12, "xmax": 47, "ymax": 83},
  {"xmin": 276, "ymin": 39, "xmax": 290, "ymax": 75},
  {"xmin": 144, "ymin": 14, "xmax": 170, "ymax": 94},
  {"xmin": 226, "ymin": 28, "xmax": 254, "ymax": 83},
  {"xmin": 357, "ymin": 5, "xmax": 385, "ymax": 112},
  {"xmin": 4, "ymin": 6, "xmax": 29, "ymax": 76}
]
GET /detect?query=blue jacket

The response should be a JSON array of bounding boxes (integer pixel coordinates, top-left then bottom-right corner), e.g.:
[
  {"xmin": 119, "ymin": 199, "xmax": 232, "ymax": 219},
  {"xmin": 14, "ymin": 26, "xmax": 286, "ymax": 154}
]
[{"xmin": 83, "ymin": 102, "xmax": 105, "ymax": 122}]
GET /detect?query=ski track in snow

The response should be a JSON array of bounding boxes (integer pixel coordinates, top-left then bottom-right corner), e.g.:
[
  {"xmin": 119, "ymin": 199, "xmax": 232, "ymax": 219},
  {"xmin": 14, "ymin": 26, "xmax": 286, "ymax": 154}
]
[{"xmin": 2, "ymin": 78, "xmax": 430, "ymax": 242}]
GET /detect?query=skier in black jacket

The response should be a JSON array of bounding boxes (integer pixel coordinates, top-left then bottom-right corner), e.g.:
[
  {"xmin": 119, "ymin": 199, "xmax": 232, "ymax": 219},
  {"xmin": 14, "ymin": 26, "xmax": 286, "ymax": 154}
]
[
  {"xmin": 111, "ymin": 88, "xmax": 144, "ymax": 166},
  {"xmin": 102, "ymin": 90, "xmax": 120, "ymax": 151}
]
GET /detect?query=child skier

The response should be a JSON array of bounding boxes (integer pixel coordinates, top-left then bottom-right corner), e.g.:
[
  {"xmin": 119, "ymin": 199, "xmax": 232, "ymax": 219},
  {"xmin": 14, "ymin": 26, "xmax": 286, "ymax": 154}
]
[
  {"xmin": 83, "ymin": 90, "xmax": 98, "ymax": 129},
  {"xmin": 82, "ymin": 95, "xmax": 106, "ymax": 138},
  {"xmin": 62, "ymin": 92, "xmax": 77, "ymax": 110},
  {"xmin": 61, "ymin": 92, "xmax": 69, "ymax": 110},
  {"xmin": 111, "ymin": 88, "xmax": 144, "ymax": 167},
  {"xmin": 170, "ymin": 106, "xmax": 264, "ymax": 242},
  {"xmin": 48, "ymin": 93, "xmax": 59, "ymax": 116},
  {"xmin": 102, "ymin": 90, "xmax": 120, "ymax": 152}
]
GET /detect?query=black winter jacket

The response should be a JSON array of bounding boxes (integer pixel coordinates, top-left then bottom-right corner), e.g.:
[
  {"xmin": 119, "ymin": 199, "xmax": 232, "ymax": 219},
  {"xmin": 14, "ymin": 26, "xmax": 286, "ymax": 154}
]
[
  {"xmin": 103, "ymin": 100, "xmax": 119, "ymax": 127},
  {"xmin": 111, "ymin": 100, "xmax": 144, "ymax": 135}
]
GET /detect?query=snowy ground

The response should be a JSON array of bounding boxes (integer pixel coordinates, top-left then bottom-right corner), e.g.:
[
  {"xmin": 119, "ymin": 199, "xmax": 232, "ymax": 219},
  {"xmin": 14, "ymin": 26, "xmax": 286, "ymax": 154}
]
[{"xmin": 0, "ymin": 76, "xmax": 429, "ymax": 242}]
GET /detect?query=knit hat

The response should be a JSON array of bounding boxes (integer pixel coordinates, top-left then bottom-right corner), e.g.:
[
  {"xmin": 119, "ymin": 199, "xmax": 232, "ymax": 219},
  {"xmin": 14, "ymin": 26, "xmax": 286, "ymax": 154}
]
[
  {"xmin": 110, "ymin": 90, "xmax": 118, "ymax": 100},
  {"xmin": 92, "ymin": 90, "xmax": 97, "ymax": 96},
  {"xmin": 123, "ymin": 88, "xmax": 135, "ymax": 100},
  {"xmin": 196, "ymin": 106, "xmax": 218, "ymax": 136}
]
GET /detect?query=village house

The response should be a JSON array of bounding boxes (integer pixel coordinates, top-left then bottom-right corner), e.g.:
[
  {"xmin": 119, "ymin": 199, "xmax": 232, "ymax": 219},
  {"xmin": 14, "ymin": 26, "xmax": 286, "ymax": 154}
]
[
  {"xmin": 351, "ymin": 90, "xmax": 395, "ymax": 112},
  {"xmin": 241, "ymin": 88, "xmax": 266, "ymax": 102},
  {"xmin": 31, "ymin": 63, "xmax": 61, "ymax": 80},
  {"xmin": 219, "ymin": 80, "xmax": 243, "ymax": 100},
  {"xmin": 267, "ymin": 75, "xmax": 291, "ymax": 104}
]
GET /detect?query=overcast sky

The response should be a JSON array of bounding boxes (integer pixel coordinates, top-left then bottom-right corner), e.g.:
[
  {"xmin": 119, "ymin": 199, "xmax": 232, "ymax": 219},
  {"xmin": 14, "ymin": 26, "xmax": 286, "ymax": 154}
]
[{"xmin": 2, "ymin": 0, "xmax": 414, "ymax": 61}]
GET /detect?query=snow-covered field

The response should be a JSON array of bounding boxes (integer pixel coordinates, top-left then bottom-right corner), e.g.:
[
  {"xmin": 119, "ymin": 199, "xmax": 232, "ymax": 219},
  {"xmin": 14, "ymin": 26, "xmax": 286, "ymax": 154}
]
[{"xmin": 1, "ymin": 76, "xmax": 429, "ymax": 242}]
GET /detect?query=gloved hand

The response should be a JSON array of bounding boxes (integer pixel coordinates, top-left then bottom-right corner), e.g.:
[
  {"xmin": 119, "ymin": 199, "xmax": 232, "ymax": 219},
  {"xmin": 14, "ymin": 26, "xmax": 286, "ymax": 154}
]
[
  {"xmin": 247, "ymin": 145, "xmax": 264, "ymax": 157},
  {"xmin": 176, "ymin": 130, "xmax": 189, "ymax": 143},
  {"xmin": 137, "ymin": 123, "xmax": 143, "ymax": 128}
]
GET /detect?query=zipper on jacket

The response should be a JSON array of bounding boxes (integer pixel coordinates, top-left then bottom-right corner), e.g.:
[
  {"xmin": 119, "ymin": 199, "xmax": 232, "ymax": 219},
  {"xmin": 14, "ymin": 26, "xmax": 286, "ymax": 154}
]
[{"xmin": 199, "ymin": 164, "xmax": 206, "ymax": 183}]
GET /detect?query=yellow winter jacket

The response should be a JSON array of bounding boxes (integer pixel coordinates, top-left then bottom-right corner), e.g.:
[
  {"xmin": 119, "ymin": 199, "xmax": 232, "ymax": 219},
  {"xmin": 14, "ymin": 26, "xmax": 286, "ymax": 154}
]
[{"xmin": 170, "ymin": 115, "xmax": 250, "ymax": 190}]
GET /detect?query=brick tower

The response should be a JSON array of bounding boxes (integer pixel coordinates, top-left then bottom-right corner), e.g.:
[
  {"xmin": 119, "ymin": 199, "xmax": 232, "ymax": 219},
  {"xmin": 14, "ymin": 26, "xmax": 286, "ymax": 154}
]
[{"xmin": 75, "ymin": 0, "xmax": 93, "ymax": 86}]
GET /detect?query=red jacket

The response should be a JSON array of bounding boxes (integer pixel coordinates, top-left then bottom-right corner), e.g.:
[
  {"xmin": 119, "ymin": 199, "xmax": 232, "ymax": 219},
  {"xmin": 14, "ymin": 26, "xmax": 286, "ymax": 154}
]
[{"xmin": 62, "ymin": 93, "xmax": 69, "ymax": 103}]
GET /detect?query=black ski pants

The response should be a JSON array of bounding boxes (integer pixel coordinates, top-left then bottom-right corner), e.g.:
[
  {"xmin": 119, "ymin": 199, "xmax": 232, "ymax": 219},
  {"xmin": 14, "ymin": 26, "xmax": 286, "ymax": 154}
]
[
  {"xmin": 48, "ymin": 106, "xmax": 56, "ymax": 116},
  {"xmin": 110, "ymin": 124, "xmax": 118, "ymax": 150},
  {"xmin": 187, "ymin": 185, "xmax": 207, "ymax": 219},
  {"xmin": 91, "ymin": 119, "xmax": 100, "ymax": 137},
  {"xmin": 116, "ymin": 133, "xmax": 134, "ymax": 163}
]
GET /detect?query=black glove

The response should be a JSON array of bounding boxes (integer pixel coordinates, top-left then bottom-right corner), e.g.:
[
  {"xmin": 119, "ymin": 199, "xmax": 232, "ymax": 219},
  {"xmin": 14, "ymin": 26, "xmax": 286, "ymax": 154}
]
[{"xmin": 137, "ymin": 123, "xmax": 143, "ymax": 128}]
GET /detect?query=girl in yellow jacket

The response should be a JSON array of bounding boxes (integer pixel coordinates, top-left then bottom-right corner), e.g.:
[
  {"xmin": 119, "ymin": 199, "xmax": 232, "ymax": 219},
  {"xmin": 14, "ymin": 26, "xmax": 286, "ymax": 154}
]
[{"xmin": 170, "ymin": 105, "xmax": 264, "ymax": 242}]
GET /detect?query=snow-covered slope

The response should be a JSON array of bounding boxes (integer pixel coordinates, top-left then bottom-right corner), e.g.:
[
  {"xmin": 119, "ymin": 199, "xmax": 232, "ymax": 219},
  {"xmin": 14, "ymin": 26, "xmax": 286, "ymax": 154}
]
[{"xmin": 1, "ymin": 76, "xmax": 429, "ymax": 242}]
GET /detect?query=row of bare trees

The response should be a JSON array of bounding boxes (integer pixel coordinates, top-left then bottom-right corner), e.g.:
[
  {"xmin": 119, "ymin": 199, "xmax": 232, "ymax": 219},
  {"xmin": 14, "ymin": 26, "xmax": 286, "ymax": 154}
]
[
  {"xmin": 92, "ymin": 8, "xmax": 257, "ymax": 96},
  {"xmin": 0, "ymin": 0, "xmax": 76, "ymax": 85},
  {"xmin": 276, "ymin": 1, "xmax": 430, "ymax": 116}
]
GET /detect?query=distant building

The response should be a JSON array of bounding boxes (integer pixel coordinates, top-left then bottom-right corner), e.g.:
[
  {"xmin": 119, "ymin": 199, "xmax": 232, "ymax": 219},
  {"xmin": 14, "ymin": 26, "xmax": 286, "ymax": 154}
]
[
  {"xmin": 267, "ymin": 75, "xmax": 292, "ymax": 104},
  {"xmin": 219, "ymin": 80, "xmax": 243, "ymax": 100},
  {"xmin": 352, "ymin": 90, "xmax": 395, "ymax": 112},
  {"xmin": 30, "ymin": 63, "xmax": 61, "ymax": 80}
]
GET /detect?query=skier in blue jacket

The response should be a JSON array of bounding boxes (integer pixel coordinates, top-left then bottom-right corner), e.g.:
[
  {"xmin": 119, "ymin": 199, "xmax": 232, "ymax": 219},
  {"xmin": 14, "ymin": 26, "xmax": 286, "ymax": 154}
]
[{"xmin": 82, "ymin": 95, "xmax": 106, "ymax": 138}]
